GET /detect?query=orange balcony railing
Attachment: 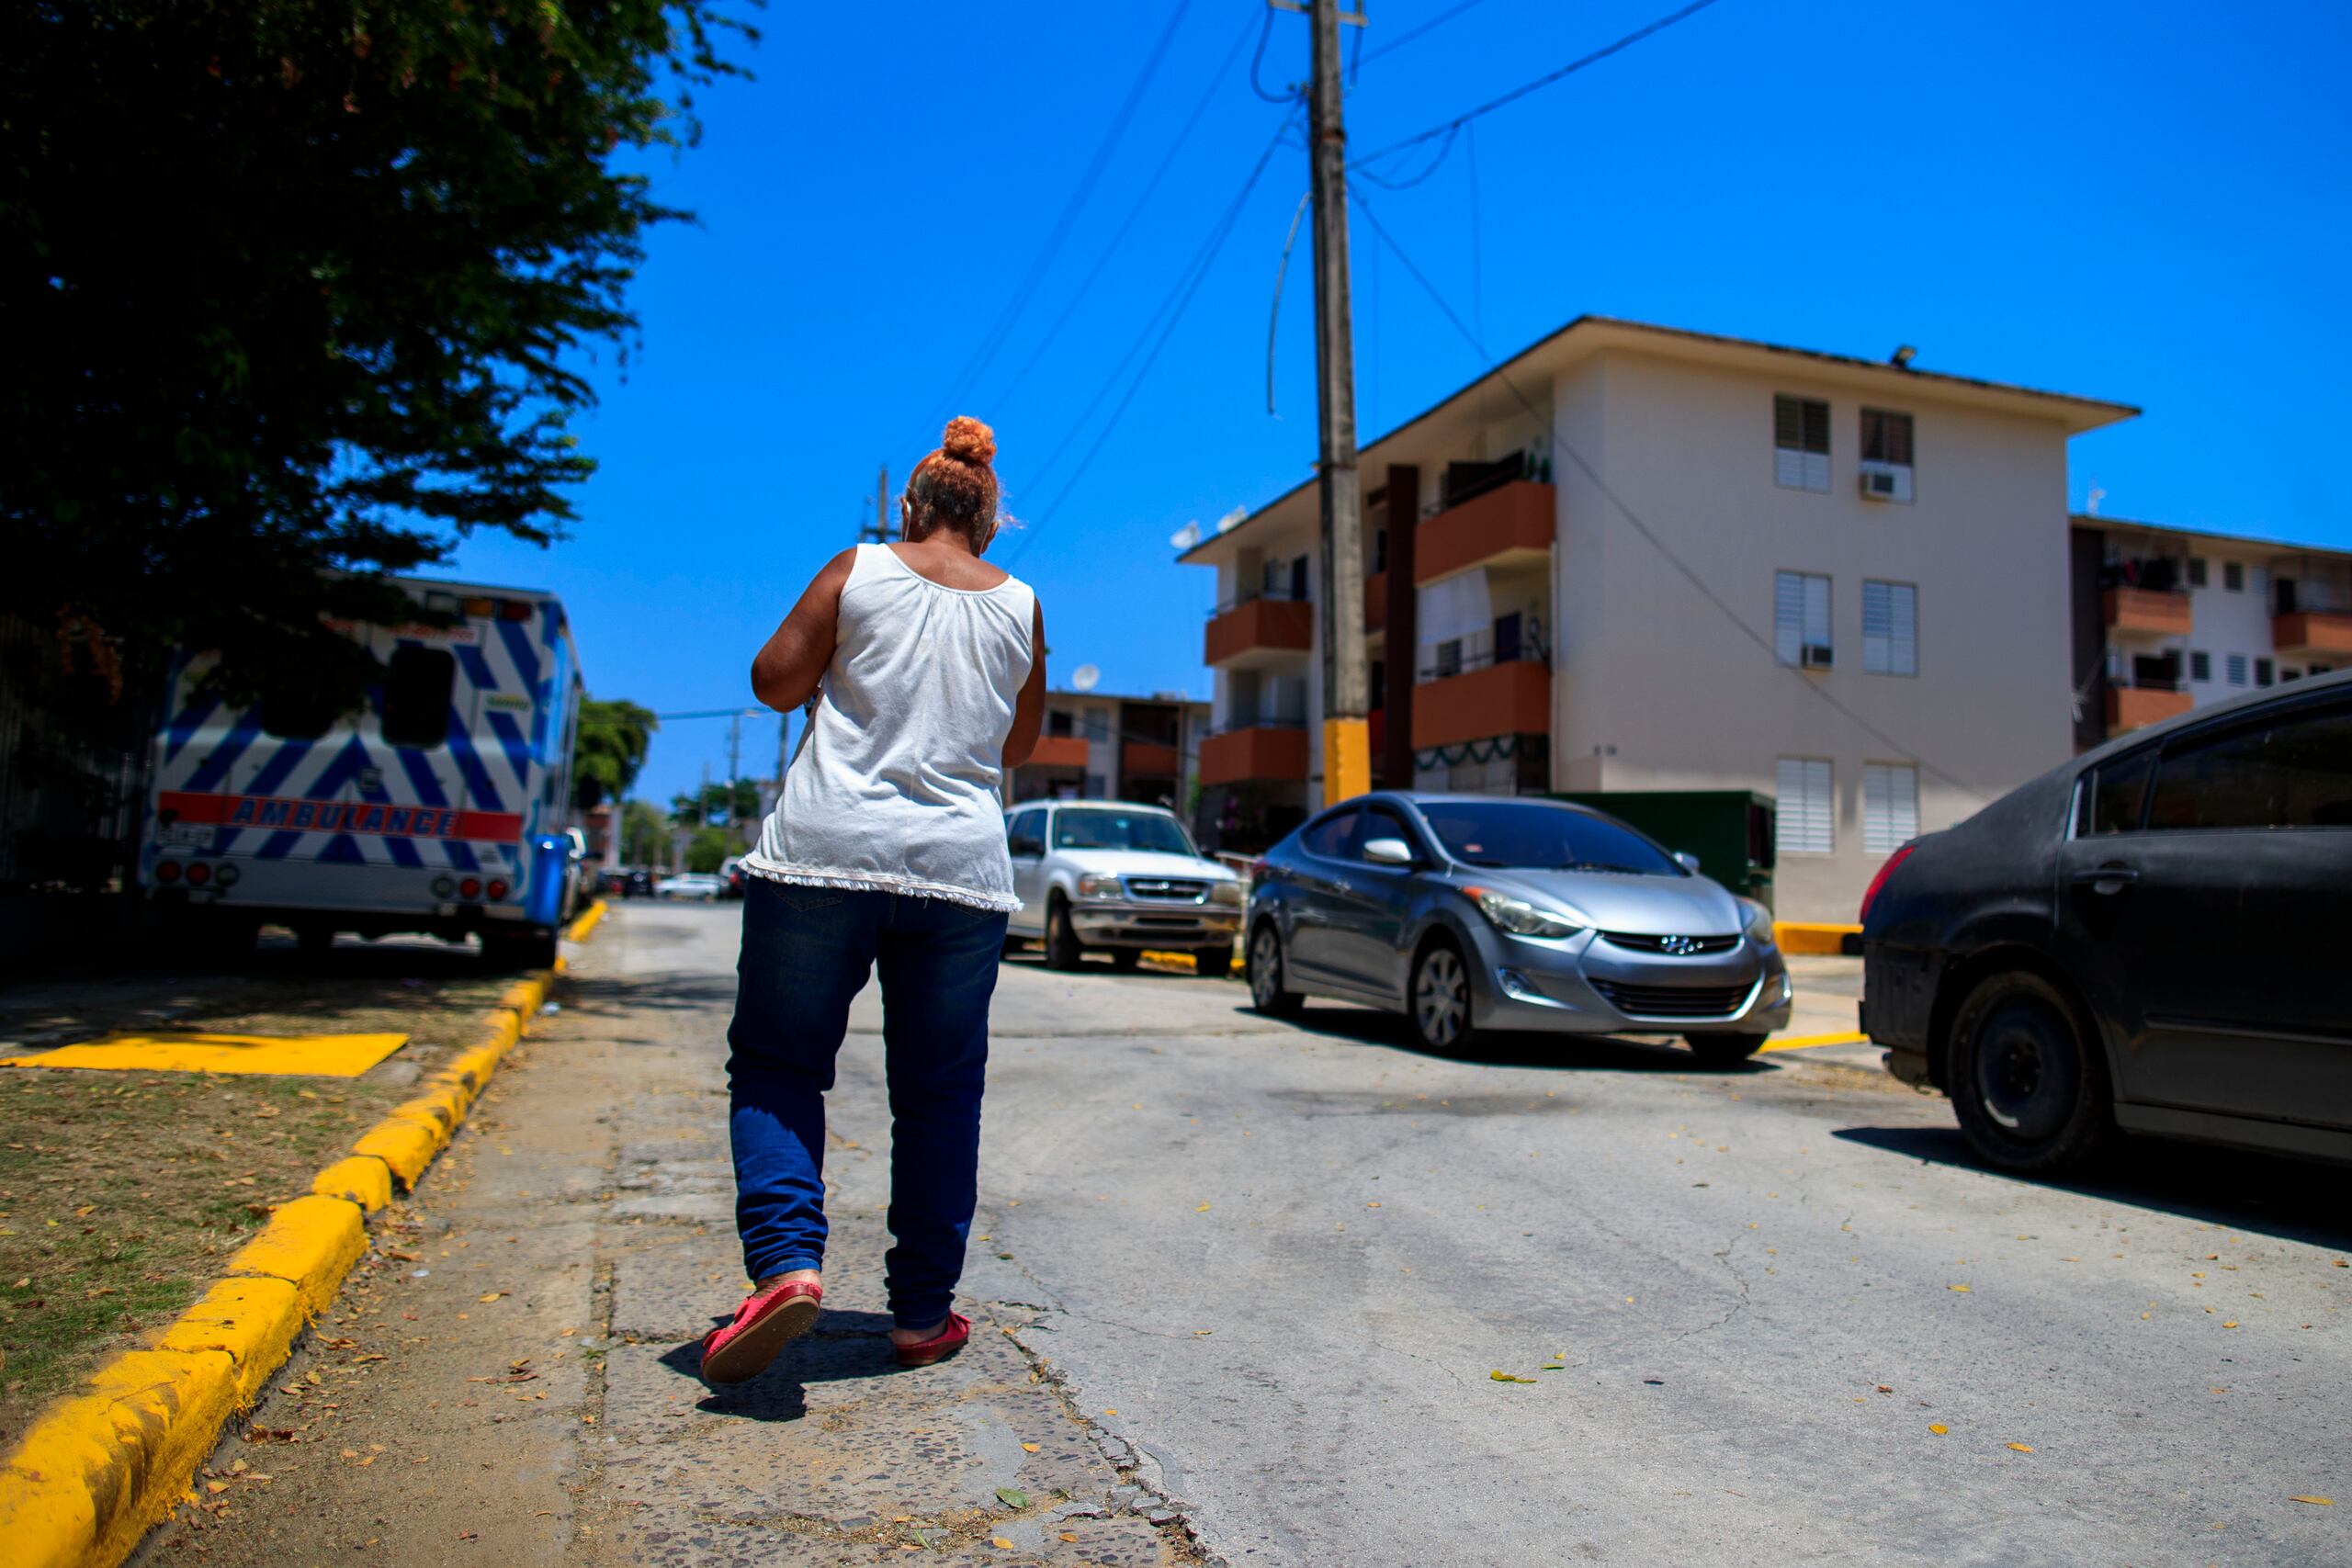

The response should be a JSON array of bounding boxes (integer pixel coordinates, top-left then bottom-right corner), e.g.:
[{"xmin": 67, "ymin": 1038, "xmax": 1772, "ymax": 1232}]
[
  {"xmin": 2106, "ymin": 686, "xmax": 2192, "ymax": 733},
  {"xmin": 2102, "ymin": 586, "xmax": 2191, "ymax": 637},
  {"xmin": 1123, "ymin": 740, "xmax": 1181, "ymax": 777},
  {"xmin": 1204, "ymin": 596, "xmax": 1313, "ymax": 667},
  {"xmin": 1415, "ymin": 480, "xmax": 1555, "ymax": 585},
  {"xmin": 1410, "ymin": 661, "xmax": 1550, "ymax": 750},
  {"xmin": 1199, "ymin": 725, "xmax": 1309, "ymax": 787},
  {"xmin": 1028, "ymin": 736, "xmax": 1090, "ymax": 769},
  {"xmin": 2273, "ymin": 610, "xmax": 2352, "ymax": 659}
]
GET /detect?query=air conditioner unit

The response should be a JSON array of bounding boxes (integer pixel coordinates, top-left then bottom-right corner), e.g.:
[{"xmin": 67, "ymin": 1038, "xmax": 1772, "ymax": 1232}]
[
  {"xmin": 1800, "ymin": 644, "xmax": 1835, "ymax": 671},
  {"xmin": 1859, "ymin": 464, "xmax": 1914, "ymax": 503}
]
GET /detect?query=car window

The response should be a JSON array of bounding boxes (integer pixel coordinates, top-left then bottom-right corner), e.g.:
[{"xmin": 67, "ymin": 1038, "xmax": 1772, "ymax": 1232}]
[
  {"xmin": 2077, "ymin": 750, "xmax": 2156, "ymax": 836},
  {"xmin": 381, "ymin": 646, "xmax": 455, "ymax": 749},
  {"xmin": 1418, "ymin": 800, "xmax": 1679, "ymax": 874},
  {"xmin": 1050, "ymin": 808, "xmax": 1195, "ymax": 856},
  {"xmin": 1007, "ymin": 811, "xmax": 1045, "ymax": 858},
  {"xmin": 1297, "ymin": 807, "xmax": 1359, "ymax": 861},
  {"xmin": 2145, "ymin": 700, "xmax": 2352, "ymax": 831},
  {"xmin": 1352, "ymin": 805, "xmax": 1419, "ymax": 863}
]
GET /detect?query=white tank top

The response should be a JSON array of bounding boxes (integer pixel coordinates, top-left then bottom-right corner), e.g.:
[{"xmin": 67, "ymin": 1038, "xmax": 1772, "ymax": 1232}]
[{"xmin": 743, "ymin": 545, "xmax": 1036, "ymax": 911}]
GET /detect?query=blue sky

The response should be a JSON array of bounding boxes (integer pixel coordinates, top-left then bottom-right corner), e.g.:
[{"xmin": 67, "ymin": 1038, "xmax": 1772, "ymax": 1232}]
[{"xmin": 444, "ymin": 0, "xmax": 2352, "ymax": 809}]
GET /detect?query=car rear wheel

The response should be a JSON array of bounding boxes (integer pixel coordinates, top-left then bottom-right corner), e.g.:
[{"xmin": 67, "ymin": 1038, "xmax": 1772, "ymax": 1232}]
[
  {"xmin": 1949, "ymin": 970, "xmax": 2117, "ymax": 1175},
  {"xmin": 1248, "ymin": 923, "xmax": 1302, "ymax": 1015},
  {"xmin": 1410, "ymin": 938, "xmax": 1477, "ymax": 1055},
  {"xmin": 1044, "ymin": 897, "xmax": 1084, "ymax": 971},
  {"xmin": 1685, "ymin": 1032, "xmax": 1769, "ymax": 1066},
  {"xmin": 1193, "ymin": 944, "xmax": 1233, "ymax": 977}
]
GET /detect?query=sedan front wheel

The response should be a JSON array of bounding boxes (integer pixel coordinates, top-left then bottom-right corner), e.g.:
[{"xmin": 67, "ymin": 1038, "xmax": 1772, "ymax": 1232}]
[{"xmin": 1409, "ymin": 938, "xmax": 1477, "ymax": 1055}]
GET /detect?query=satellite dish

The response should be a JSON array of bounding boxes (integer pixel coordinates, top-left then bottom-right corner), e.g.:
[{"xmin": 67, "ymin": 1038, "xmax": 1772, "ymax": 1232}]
[
  {"xmin": 1169, "ymin": 521, "xmax": 1202, "ymax": 551},
  {"xmin": 1071, "ymin": 664, "xmax": 1102, "ymax": 693},
  {"xmin": 1215, "ymin": 504, "xmax": 1248, "ymax": 534}
]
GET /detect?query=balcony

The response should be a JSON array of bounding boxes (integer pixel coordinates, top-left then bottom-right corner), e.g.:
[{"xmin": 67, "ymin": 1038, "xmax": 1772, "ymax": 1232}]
[
  {"xmin": 2102, "ymin": 586, "xmax": 2191, "ymax": 637},
  {"xmin": 1415, "ymin": 480, "xmax": 1555, "ymax": 586},
  {"xmin": 2106, "ymin": 685, "xmax": 2192, "ymax": 733},
  {"xmin": 1204, "ymin": 594, "xmax": 1313, "ymax": 668},
  {"xmin": 1199, "ymin": 723, "xmax": 1309, "ymax": 788},
  {"xmin": 2273, "ymin": 609, "xmax": 2352, "ymax": 660},
  {"xmin": 1028, "ymin": 736, "xmax": 1090, "ymax": 769},
  {"xmin": 1123, "ymin": 740, "xmax": 1181, "ymax": 777},
  {"xmin": 1410, "ymin": 660, "xmax": 1551, "ymax": 750}
]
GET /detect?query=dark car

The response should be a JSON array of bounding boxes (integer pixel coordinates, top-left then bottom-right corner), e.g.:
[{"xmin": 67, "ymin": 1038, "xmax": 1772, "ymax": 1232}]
[
  {"xmin": 1246, "ymin": 793, "xmax": 1789, "ymax": 1061},
  {"xmin": 1861, "ymin": 671, "xmax": 2352, "ymax": 1173}
]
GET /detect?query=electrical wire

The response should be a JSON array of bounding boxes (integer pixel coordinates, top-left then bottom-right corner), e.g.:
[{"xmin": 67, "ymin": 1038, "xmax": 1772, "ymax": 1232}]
[
  {"xmin": 987, "ymin": 11, "xmax": 1260, "ymax": 412},
  {"xmin": 899, "ymin": 0, "xmax": 1195, "ymax": 464},
  {"xmin": 1250, "ymin": 6, "xmax": 1298, "ymax": 102},
  {"xmin": 1264, "ymin": 191, "xmax": 1313, "ymax": 415},
  {"xmin": 1351, "ymin": 0, "xmax": 1492, "ymax": 73},
  {"xmin": 1351, "ymin": 0, "xmax": 1724, "ymax": 176},
  {"xmin": 1001, "ymin": 114, "xmax": 1299, "ymax": 570},
  {"xmin": 1346, "ymin": 184, "xmax": 1993, "ymax": 803}
]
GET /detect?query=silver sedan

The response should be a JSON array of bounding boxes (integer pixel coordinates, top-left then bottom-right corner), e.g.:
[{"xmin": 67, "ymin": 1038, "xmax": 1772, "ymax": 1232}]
[{"xmin": 1245, "ymin": 793, "xmax": 1791, "ymax": 1062}]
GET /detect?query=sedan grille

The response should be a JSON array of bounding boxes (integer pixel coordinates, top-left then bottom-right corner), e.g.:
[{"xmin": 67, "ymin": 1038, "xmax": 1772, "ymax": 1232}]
[
  {"xmin": 1125, "ymin": 877, "xmax": 1209, "ymax": 903},
  {"xmin": 1589, "ymin": 978, "xmax": 1753, "ymax": 1020},
  {"xmin": 1600, "ymin": 931, "xmax": 1740, "ymax": 956}
]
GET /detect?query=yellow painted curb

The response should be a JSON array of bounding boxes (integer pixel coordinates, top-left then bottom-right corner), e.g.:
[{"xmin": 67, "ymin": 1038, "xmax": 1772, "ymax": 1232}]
[
  {"xmin": 153, "ymin": 1278, "xmax": 305, "ymax": 1406},
  {"xmin": 1775, "ymin": 921, "xmax": 1862, "ymax": 955},
  {"xmin": 311, "ymin": 1154, "xmax": 395, "ymax": 1212},
  {"xmin": 566, "ymin": 897, "xmax": 608, "ymax": 943},
  {"xmin": 0, "ymin": 899, "xmax": 610, "ymax": 1568}
]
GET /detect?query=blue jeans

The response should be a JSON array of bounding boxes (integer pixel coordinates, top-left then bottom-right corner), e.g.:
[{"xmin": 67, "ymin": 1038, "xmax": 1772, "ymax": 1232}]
[{"xmin": 726, "ymin": 877, "xmax": 1008, "ymax": 1328}]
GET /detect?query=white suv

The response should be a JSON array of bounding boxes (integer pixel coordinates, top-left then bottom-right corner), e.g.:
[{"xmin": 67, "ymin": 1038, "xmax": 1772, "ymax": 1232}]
[{"xmin": 1004, "ymin": 800, "xmax": 1243, "ymax": 974}]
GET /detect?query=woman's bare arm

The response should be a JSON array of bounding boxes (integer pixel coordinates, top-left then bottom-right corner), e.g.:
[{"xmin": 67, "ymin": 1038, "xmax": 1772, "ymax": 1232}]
[
  {"xmin": 1002, "ymin": 599, "xmax": 1046, "ymax": 767},
  {"xmin": 750, "ymin": 548, "xmax": 858, "ymax": 713}
]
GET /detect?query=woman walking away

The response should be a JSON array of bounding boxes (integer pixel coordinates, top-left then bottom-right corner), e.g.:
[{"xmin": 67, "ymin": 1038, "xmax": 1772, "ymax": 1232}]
[{"xmin": 701, "ymin": 416, "xmax": 1045, "ymax": 1384}]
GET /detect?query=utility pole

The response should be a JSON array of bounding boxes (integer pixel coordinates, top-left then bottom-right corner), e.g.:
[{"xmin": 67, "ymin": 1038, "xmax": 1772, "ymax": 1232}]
[
  {"xmin": 859, "ymin": 464, "xmax": 894, "ymax": 544},
  {"xmin": 1304, "ymin": 0, "xmax": 1369, "ymax": 807}
]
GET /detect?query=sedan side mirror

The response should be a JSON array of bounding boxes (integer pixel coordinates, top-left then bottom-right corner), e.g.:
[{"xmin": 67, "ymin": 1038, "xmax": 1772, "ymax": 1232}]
[
  {"xmin": 1673, "ymin": 851, "xmax": 1702, "ymax": 874},
  {"xmin": 1362, "ymin": 837, "xmax": 1415, "ymax": 867}
]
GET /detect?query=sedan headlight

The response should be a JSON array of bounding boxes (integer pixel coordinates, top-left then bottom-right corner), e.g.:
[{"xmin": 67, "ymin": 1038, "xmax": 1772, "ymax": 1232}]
[
  {"xmin": 1209, "ymin": 880, "xmax": 1243, "ymax": 907},
  {"xmin": 1736, "ymin": 897, "xmax": 1776, "ymax": 946},
  {"xmin": 1464, "ymin": 886, "xmax": 1585, "ymax": 940},
  {"xmin": 1076, "ymin": 873, "xmax": 1125, "ymax": 900}
]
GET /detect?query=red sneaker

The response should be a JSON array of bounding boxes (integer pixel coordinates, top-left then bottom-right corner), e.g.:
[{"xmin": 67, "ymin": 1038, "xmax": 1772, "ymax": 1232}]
[
  {"xmin": 700, "ymin": 1277, "xmax": 822, "ymax": 1384},
  {"xmin": 893, "ymin": 1311, "xmax": 972, "ymax": 1368}
]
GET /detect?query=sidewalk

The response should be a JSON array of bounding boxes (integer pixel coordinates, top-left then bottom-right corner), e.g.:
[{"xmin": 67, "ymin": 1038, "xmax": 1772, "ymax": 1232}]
[{"xmin": 141, "ymin": 909, "xmax": 1202, "ymax": 1566}]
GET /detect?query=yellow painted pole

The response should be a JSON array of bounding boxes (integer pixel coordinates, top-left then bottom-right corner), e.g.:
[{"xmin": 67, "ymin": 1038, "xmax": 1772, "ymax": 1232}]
[{"xmin": 1323, "ymin": 716, "xmax": 1371, "ymax": 806}]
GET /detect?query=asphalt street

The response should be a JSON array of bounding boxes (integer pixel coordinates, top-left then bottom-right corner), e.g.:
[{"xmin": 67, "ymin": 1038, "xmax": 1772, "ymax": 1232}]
[{"xmin": 152, "ymin": 900, "xmax": 2349, "ymax": 1566}]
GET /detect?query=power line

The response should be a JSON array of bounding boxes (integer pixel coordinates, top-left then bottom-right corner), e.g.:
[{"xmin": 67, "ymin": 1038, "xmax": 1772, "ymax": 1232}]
[
  {"xmin": 1351, "ymin": 0, "xmax": 1724, "ymax": 175},
  {"xmin": 1001, "ymin": 112, "xmax": 1299, "ymax": 568},
  {"xmin": 1345, "ymin": 185, "xmax": 1993, "ymax": 803},
  {"xmin": 986, "ymin": 11, "xmax": 1260, "ymax": 413},
  {"xmin": 1250, "ymin": 6, "xmax": 1298, "ymax": 102},
  {"xmin": 900, "ymin": 0, "xmax": 1196, "ymax": 462},
  {"xmin": 1351, "ymin": 0, "xmax": 1492, "ymax": 73}
]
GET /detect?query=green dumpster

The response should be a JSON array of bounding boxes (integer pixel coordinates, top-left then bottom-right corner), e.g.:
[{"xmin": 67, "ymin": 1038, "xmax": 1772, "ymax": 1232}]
[{"xmin": 1549, "ymin": 790, "xmax": 1778, "ymax": 912}]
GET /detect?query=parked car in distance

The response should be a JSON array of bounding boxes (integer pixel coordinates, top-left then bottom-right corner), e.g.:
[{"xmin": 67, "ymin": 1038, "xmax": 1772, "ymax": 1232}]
[
  {"xmin": 719, "ymin": 855, "xmax": 748, "ymax": 899},
  {"xmin": 1004, "ymin": 800, "xmax": 1243, "ymax": 974},
  {"xmin": 655, "ymin": 872, "xmax": 726, "ymax": 901},
  {"xmin": 1862, "ymin": 671, "xmax": 2352, "ymax": 1173},
  {"xmin": 1246, "ymin": 793, "xmax": 1790, "ymax": 1062}
]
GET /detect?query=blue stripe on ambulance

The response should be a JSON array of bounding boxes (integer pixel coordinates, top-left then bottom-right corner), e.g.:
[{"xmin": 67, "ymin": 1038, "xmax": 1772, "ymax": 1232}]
[
  {"xmin": 186, "ymin": 710, "xmax": 263, "ymax": 793},
  {"xmin": 164, "ymin": 688, "xmax": 220, "ymax": 766},
  {"xmin": 486, "ymin": 709, "xmax": 533, "ymax": 794}
]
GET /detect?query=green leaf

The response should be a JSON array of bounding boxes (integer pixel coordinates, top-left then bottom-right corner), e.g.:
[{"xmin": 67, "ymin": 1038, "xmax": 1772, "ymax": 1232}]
[{"xmin": 996, "ymin": 1487, "xmax": 1029, "ymax": 1510}]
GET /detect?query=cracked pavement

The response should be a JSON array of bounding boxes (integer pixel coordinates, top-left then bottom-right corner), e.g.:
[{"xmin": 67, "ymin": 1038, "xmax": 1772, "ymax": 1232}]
[{"xmin": 144, "ymin": 902, "xmax": 2348, "ymax": 1565}]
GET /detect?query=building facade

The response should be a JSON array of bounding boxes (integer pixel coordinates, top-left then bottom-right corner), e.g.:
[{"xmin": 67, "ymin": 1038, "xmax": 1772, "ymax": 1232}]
[
  {"xmin": 1182, "ymin": 316, "xmax": 2136, "ymax": 920},
  {"xmin": 2069, "ymin": 514, "xmax": 2352, "ymax": 749},
  {"xmin": 1009, "ymin": 689, "xmax": 1210, "ymax": 812}
]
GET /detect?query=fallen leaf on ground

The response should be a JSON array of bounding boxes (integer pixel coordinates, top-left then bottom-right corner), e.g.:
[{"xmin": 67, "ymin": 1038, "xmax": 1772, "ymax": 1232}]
[
  {"xmin": 1948, "ymin": 1284, "xmax": 1971, "ymax": 1293},
  {"xmin": 2006, "ymin": 1443, "xmax": 2034, "ymax": 1453},
  {"xmin": 997, "ymin": 1487, "xmax": 1029, "ymax": 1509},
  {"xmin": 1928, "ymin": 1425, "xmax": 1948, "ymax": 1435},
  {"xmin": 1194, "ymin": 1203, "xmax": 1211, "ymax": 1213},
  {"xmin": 1022, "ymin": 1442, "xmax": 1040, "ymax": 1452},
  {"xmin": 1059, "ymin": 1532, "xmax": 1080, "ymax": 1543},
  {"xmin": 479, "ymin": 1292, "xmax": 507, "ymax": 1303},
  {"xmin": 1490, "ymin": 1371, "xmax": 1537, "ymax": 1383},
  {"xmin": 991, "ymin": 1539, "xmax": 1014, "ymax": 1551},
  {"xmin": 2289, "ymin": 1495, "xmax": 2333, "ymax": 1506}
]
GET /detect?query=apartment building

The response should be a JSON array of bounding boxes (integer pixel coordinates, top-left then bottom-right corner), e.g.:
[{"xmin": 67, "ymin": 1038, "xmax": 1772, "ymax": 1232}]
[
  {"xmin": 1182, "ymin": 315, "xmax": 2136, "ymax": 920},
  {"xmin": 1009, "ymin": 687, "xmax": 1210, "ymax": 810},
  {"xmin": 2069, "ymin": 514, "xmax": 2352, "ymax": 748}
]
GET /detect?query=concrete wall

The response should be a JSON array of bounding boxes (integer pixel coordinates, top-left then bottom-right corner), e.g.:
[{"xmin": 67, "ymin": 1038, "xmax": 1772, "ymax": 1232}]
[{"xmin": 1550, "ymin": 352, "xmax": 2078, "ymax": 921}]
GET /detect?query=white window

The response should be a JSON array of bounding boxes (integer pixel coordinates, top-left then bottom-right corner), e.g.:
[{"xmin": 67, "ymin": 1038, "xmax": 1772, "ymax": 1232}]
[
  {"xmin": 1861, "ymin": 581, "xmax": 1918, "ymax": 676},
  {"xmin": 1862, "ymin": 763, "xmax": 1919, "ymax": 854},
  {"xmin": 1775, "ymin": 758, "xmax": 1834, "ymax": 854},
  {"xmin": 1773, "ymin": 395, "xmax": 1831, "ymax": 492},
  {"xmin": 2226, "ymin": 653, "xmax": 2248, "ymax": 687},
  {"xmin": 1775, "ymin": 571, "xmax": 1833, "ymax": 668}
]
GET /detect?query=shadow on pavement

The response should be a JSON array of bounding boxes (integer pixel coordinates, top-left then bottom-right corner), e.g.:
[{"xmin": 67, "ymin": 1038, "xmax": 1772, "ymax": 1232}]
[
  {"xmin": 657, "ymin": 1310, "xmax": 908, "ymax": 1423},
  {"xmin": 1834, "ymin": 1123, "xmax": 2352, "ymax": 1249},
  {"xmin": 1262, "ymin": 1002, "xmax": 1782, "ymax": 1076}
]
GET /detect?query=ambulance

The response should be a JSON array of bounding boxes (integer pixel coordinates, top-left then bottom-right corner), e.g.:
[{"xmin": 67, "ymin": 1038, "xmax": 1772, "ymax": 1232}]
[{"xmin": 142, "ymin": 576, "xmax": 588, "ymax": 965}]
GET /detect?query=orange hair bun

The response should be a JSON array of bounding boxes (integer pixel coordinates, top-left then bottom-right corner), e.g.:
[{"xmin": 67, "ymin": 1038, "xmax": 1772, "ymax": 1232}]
[{"xmin": 941, "ymin": 415, "xmax": 997, "ymax": 466}]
